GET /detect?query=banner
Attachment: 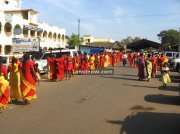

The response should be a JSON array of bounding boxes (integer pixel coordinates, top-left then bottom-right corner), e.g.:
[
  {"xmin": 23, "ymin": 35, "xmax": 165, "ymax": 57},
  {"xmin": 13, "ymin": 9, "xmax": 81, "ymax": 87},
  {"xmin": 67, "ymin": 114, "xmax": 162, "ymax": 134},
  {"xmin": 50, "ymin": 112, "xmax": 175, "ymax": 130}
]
[
  {"xmin": 23, "ymin": 25, "xmax": 43, "ymax": 32},
  {"xmin": 12, "ymin": 38, "xmax": 40, "ymax": 52}
]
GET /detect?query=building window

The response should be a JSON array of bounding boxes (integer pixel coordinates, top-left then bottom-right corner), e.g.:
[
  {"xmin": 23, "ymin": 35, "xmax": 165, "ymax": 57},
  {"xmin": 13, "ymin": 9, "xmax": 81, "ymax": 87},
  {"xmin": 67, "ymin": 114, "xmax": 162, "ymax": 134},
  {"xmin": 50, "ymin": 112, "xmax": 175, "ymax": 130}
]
[
  {"xmin": 0, "ymin": 23, "xmax": 1, "ymax": 33},
  {"xmin": 0, "ymin": 45, "xmax": 1, "ymax": 55},
  {"xmin": 4, "ymin": 22, "xmax": 12, "ymax": 36},
  {"xmin": 4, "ymin": 0, "xmax": 9, "ymax": 4},
  {"xmin": 5, "ymin": 45, "xmax": 12, "ymax": 55},
  {"xmin": 23, "ymin": 29, "xmax": 28, "ymax": 37}
]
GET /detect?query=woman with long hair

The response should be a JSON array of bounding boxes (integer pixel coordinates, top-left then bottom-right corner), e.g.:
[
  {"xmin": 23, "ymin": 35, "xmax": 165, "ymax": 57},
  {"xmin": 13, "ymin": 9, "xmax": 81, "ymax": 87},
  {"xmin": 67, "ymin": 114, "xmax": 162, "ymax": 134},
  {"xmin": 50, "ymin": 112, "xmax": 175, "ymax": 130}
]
[
  {"xmin": 20, "ymin": 54, "xmax": 37, "ymax": 105},
  {"xmin": 8, "ymin": 56, "xmax": 22, "ymax": 102},
  {"xmin": 0, "ymin": 57, "xmax": 10, "ymax": 110}
]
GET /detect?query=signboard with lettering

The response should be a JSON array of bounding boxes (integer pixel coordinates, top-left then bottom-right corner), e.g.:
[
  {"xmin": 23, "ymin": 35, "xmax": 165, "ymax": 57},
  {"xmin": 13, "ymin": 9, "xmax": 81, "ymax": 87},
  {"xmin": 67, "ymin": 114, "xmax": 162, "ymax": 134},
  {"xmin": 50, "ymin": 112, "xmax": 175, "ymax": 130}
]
[
  {"xmin": 12, "ymin": 38, "xmax": 40, "ymax": 52},
  {"xmin": 23, "ymin": 25, "xmax": 43, "ymax": 32}
]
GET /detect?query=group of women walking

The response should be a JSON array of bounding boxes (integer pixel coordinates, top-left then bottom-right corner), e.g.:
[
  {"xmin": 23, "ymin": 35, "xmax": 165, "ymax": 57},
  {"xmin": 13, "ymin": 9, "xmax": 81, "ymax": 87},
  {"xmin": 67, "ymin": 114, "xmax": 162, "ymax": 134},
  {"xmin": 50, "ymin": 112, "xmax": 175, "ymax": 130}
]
[
  {"xmin": 47, "ymin": 52, "xmax": 119, "ymax": 81},
  {"xmin": 136, "ymin": 52, "xmax": 171, "ymax": 87},
  {"xmin": 0, "ymin": 54, "xmax": 38, "ymax": 112},
  {"xmin": 0, "ymin": 50, "xmax": 172, "ymax": 112}
]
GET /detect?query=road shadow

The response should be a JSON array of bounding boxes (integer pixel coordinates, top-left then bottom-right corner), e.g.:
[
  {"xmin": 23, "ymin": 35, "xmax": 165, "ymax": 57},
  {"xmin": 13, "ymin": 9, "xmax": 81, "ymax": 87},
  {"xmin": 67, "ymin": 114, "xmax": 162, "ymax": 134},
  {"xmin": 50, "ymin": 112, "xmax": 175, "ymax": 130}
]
[
  {"xmin": 114, "ymin": 65, "xmax": 133, "ymax": 68},
  {"xmin": 106, "ymin": 112, "xmax": 180, "ymax": 134},
  {"xmin": 123, "ymin": 84, "xmax": 158, "ymax": 89},
  {"xmin": 159, "ymin": 85, "xmax": 180, "ymax": 92},
  {"xmin": 170, "ymin": 75, "xmax": 180, "ymax": 83},
  {"xmin": 10, "ymin": 100, "xmax": 25, "ymax": 105},
  {"xmin": 100, "ymin": 76, "xmax": 139, "ymax": 81},
  {"xmin": 144, "ymin": 94, "xmax": 180, "ymax": 106},
  {"xmin": 121, "ymin": 74, "xmax": 137, "ymax": 77}
]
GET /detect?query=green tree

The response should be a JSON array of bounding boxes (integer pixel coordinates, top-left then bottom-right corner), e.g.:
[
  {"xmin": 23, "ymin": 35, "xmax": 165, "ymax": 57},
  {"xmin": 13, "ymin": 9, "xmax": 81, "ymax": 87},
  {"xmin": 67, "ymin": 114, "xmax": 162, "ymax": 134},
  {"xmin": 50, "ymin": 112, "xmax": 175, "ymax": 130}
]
[
  {"xmin": 157, "ymin": 29, "xmax": 179, "ymax": 46},
  {"xmin": 121, "ymin": 36, "xmax": 141, "ymax": 44},
  {"xmin": 67, "ymin": 33, "xmax": 83, "ymax": 49}
]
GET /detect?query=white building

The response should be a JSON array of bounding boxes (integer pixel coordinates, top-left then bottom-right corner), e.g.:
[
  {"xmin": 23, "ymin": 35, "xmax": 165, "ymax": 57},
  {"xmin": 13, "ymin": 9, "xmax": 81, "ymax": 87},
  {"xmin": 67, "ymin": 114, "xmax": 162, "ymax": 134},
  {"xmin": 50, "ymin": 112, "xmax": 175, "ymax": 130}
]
[
  {"xmin": 83, "ymin": 35, "xmax": 115, "ymax": 45},
  {"xmin": 0, "ymin": 0, "xmax": 66, "ymax": 55}
]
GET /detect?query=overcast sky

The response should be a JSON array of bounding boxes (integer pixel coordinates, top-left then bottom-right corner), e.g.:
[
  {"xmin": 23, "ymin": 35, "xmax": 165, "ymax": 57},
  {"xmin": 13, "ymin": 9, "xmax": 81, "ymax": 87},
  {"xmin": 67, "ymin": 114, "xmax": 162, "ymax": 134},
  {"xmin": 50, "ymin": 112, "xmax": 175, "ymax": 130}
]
[{"xmin": 22, "ymin": 0, "xmax": 180, "ymax": 42}]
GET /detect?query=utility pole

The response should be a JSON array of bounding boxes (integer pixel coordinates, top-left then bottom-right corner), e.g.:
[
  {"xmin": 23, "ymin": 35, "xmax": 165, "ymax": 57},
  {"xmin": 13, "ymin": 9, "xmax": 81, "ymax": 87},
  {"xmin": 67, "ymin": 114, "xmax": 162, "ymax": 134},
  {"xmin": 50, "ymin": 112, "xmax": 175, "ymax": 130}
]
[
  {"xmin": 78, "ymin": 19, "xmax": 80, "ymax": 39},
  {"xmin": 179, "ymin": 28, "xmax": 180, "ymax": 52}
]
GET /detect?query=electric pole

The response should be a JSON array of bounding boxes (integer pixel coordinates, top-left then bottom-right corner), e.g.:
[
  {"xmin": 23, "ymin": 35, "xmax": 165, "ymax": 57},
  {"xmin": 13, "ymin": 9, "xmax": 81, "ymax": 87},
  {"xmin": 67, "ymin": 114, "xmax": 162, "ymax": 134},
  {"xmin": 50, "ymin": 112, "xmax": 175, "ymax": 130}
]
[
  {"xmin": 179, "ymin": 28, "xmax": 180, "ymax": 52},
  {"xmin": 78, "ymin": 19, "xmax": 80, "ymax": 39}
]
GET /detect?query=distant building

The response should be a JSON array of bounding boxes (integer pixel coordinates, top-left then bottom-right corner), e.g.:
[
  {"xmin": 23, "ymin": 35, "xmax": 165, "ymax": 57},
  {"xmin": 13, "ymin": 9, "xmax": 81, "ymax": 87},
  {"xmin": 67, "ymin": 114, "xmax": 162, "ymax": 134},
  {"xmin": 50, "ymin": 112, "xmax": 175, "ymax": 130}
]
[
  {"xmin": 82, "ymin": 35, "xmax": 114, "ymax": 45},
  {"xmin": 0, "ymin": 0, "xmax": 66, "ymax": 55},
  {"xmin": 127, "ymin": 39, "xmax": 162, "ymax": 51}
]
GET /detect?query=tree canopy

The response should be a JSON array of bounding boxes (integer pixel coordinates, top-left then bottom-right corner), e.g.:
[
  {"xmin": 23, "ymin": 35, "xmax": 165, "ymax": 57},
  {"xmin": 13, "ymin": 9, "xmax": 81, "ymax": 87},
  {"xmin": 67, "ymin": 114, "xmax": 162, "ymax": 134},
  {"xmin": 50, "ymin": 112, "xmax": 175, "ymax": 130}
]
[
  {"xmin": 157, "ymin": 29, "xmax": 179, "ymax": 46},
  {"xmin": 121, "ymin": 36, "xmax": 141, "ymax": 44},
  {"xmin": 67, "ymin": 33, "xmax": 83, "ymax": 49}
]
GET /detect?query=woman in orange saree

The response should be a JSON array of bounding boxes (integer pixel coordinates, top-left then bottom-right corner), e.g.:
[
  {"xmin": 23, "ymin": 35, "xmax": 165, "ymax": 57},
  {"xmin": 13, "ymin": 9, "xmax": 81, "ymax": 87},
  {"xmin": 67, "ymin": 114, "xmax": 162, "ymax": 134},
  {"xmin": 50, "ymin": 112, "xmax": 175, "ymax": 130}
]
[
  {"xmin": 160, "ymin": 53, "xmax": 168, "ymax": 71},
  {"xmin": 20, "ymin": 54, "xmax": 37, "ymax": 105},
  {"xmin": 0, "ymin": 57, "xmax": 10, "ymax": 110},
  {"xmin": 151, "ymin": 53, "xmax": 158, "ymax": 77}
]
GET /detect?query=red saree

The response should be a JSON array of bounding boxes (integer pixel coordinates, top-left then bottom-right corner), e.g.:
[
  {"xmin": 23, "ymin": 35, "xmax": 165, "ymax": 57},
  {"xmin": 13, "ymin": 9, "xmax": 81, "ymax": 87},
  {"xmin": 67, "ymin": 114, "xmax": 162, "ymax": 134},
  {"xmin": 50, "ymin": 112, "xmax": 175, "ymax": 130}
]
[
  {"xmin": 57, "ymin": 57, "xmax": 65, "ymax": 80},
  {"xmin": 20, "ymin": 61, "xmax": 37, "ymax": 101}
]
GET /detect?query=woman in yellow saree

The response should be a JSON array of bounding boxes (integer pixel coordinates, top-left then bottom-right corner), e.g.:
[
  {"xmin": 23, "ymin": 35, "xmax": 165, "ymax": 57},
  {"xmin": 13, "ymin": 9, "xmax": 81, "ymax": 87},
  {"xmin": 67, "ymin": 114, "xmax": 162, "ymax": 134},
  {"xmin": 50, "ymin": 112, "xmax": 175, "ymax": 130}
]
[
  {"xmin": 145, "ymin": 54, "xmax": 153, "ymax": 82},
  {"xmin": 89, "ymin": 54, "xmax": 95, "ymax": 71},
  {"xmin": 8, "ymin": 57, "xmax": 22, "ymax": 102},
  {"xmin": 0, "ymin": 57, "xmax": 10, "ymax": 110},
  {"xmin": 104, "ymin": 53, "xmax": 109, "ymax": 67}
]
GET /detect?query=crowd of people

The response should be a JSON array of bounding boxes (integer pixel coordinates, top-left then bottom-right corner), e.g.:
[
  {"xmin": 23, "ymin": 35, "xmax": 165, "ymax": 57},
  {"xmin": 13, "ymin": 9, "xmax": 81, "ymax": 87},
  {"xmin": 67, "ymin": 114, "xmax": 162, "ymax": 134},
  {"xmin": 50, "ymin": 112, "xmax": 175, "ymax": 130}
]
[
  {"xmin": 0, "ymin": 50, "xmax": 171, "ymax": 112},
  {"xmin": 0, "ymin": 54, "xmax": 38, "ymax": 112},
  {"xmin": 135, "ymin": 52, "xmax": 171, "ymax": 87}
]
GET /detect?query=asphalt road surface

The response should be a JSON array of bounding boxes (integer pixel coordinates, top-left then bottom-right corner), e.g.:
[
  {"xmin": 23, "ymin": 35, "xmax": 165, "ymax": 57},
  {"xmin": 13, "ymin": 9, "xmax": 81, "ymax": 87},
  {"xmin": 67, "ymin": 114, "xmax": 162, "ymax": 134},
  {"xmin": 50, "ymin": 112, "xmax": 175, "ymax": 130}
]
[{"xmin": 1, "ymin": 63, "xmax": 180, "ymax": 134}]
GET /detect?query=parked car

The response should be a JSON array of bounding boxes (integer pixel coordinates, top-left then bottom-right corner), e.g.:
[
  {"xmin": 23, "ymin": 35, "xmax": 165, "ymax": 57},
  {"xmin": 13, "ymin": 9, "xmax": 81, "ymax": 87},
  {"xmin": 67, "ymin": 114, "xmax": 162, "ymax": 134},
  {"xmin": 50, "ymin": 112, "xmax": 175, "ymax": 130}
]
[
  {"xmin": 35, "ymin": 49, "xmax": 80, "ymax": 74},
  {"xmin": 0, "ymin": 54, "xmax": 23, "ymax": 79},
  {"xmin": 164, "ymin": 51, "xmax": 177, "ymax": 66},
  {"xmin": 172, "ymin": 52, "xmax": 180, "ymax": 72},
  {"xmin": 0, "ymin": 54, "xmax": 23, "ymax": 67}
]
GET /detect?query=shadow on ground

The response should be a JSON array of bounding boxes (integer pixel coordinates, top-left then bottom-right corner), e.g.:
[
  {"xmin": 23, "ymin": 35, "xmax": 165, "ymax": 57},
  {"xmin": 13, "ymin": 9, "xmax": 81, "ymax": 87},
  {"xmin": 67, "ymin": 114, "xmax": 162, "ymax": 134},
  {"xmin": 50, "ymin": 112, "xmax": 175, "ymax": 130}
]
[
  {"xmin": 144, "ymin": 94, "xmax": 180, "ymax": 106},
  {"xmin": 159, "ymin": 85, "xmax": 180, "ymax": 92},
  {"xmin": 121, "ymin": 74, "xmax": 137, "ymax": 77},
  {"xmin": 100, "ymin": 76, "xmax": 139, "ymax": 81},
  {"xmin": 123, "ymin": 84, "xmax": 158, "ymax": 89},
  {"xmin": 170, "ymin": 75, "xmax": 180, "ymax": 83},
  {"xmin": 113, "ymin": 65, "xmax": 133, "ymax": 68},
  {"xmin": 106, "ymin": 112, "xmax": 180, "ymax": 134}
]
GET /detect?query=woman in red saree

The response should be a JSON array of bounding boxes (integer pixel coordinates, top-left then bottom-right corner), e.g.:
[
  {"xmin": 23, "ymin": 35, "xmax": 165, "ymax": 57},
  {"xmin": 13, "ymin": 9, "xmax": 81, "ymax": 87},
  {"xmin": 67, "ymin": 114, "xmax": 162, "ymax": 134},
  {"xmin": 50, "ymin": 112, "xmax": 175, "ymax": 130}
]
[
  {"xmin": 20, "ymin": 54, "xmax": 37, "ymax": 105},
  {"xmin": 112, "ymin": 52, "xmax": 117, "ymax": 67},
  {"xmin": 67, "ymin": 55, "xmax": 73, "ymax": 79},
  {"xmin": 129, "ymin": 52, "xmax": 133, "ymax": 67},
  {"xmin": 57, "ymin": 55, "xmax": 65, "ymax": 81},
  {"xmin": 100, "ymin": 54, "xmax": 104, "ymax": 68},
  {"xmin": 73, "ymin": 54, "xmax": 79, "ymax": 74},
  {"xmin": 0, "ymin": 57, "xmax": 10, "ymax": 110}
]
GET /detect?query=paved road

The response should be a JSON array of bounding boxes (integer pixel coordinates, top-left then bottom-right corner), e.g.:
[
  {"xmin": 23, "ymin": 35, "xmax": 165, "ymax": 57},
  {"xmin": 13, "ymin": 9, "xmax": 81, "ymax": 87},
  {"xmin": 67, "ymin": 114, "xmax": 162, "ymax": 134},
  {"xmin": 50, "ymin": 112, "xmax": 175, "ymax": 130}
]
[{"xmin": 1, "ymin": 63, "xmax": 180, "ymax": 134}]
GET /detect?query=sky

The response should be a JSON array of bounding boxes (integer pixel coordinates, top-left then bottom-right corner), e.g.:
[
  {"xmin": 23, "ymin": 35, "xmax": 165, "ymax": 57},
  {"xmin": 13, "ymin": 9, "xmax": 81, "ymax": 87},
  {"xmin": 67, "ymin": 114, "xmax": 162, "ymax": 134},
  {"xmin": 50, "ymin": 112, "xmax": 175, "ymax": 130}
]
[{"xmin": 22, "ymin": 0, "xmax": 180, "ymax": 42}]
